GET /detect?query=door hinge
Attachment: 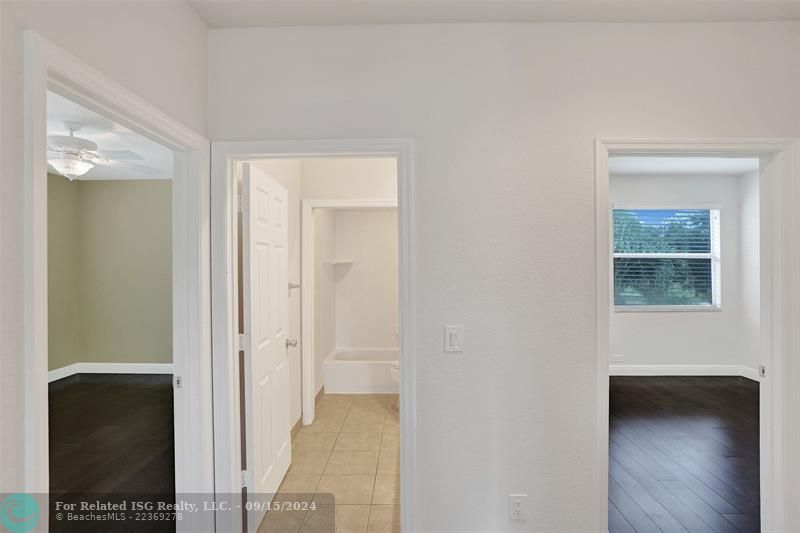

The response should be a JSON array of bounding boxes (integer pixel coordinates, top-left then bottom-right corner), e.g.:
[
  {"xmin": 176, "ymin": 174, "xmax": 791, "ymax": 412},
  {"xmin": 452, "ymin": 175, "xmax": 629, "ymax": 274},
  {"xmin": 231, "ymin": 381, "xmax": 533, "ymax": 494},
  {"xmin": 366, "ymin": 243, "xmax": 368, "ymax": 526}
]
[
  {"xmin": 174, "ymin": 375, "xmax": 182, "ymax": 389},
  {"xmin": 238, "ymin": 333, "xmax": 247, "ymax": 352},
  {"xmin": 237, "ymin": 193, "xmax": 245, "ymax": 213},
  {"xmin": 760, "ymin": 365, "xmax": 766, "ymax": 378},
  {"xmin": 241, "ymin": 470, "xmax": 247, "ymax": 489}
]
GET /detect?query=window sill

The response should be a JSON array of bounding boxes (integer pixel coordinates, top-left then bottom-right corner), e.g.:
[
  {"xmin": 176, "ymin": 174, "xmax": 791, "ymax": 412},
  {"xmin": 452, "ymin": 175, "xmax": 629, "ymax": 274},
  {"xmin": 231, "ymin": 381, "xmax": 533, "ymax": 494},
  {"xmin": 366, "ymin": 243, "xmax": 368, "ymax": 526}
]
[{"xmin": 614, "ymin": 305, "xmax": 722, "ymax": 313}]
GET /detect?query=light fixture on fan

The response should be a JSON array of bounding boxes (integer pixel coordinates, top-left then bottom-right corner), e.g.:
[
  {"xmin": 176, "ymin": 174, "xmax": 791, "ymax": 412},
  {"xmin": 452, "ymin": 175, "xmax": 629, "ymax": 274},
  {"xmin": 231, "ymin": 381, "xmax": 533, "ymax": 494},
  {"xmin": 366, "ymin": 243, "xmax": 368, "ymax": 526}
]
[
  {"xmin": 48, "ymin": 153, "xmax": 94, "ymax": 180},
  {"xmin": 47, "ymin": 122, "xmax": 97, "ymax": 180}
]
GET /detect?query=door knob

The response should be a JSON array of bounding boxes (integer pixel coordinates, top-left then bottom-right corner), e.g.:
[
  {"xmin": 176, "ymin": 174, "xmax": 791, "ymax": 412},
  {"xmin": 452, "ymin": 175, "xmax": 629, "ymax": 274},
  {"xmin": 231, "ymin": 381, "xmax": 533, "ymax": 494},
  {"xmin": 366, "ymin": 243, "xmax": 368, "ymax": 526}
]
[{"xmin": 286, "ymin": 339, "xmax": 298, "ymax": 348}]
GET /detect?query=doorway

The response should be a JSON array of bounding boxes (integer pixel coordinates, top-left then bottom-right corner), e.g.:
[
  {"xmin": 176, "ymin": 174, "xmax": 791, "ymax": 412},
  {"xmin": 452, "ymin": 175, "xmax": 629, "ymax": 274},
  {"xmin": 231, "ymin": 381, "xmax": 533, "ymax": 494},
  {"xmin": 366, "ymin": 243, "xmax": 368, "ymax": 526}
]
[
  {"xmin": 605, "ymin": 155, "xmax": 761, "ymax": 532},
  {"xmin": 47, "ymin": 90, "xmax": 177, "ymax": 501},
  {"xmin": 23, "ymin": 31, "xmax": 213, "ymax": 531},
  {"xmin": 300, "ymin": 197, "xmax": 399, "ymax": 425},
  {"xmin": 594, "ymin": 139, "xmax": 800, "ymax": 533},
  {"xmin": 231, "ymin": 157, "xmax": 401, "ymax": 532},
  {"xmin": 211, "ymin": 140, "xmax": 416, "ymax": 533}
]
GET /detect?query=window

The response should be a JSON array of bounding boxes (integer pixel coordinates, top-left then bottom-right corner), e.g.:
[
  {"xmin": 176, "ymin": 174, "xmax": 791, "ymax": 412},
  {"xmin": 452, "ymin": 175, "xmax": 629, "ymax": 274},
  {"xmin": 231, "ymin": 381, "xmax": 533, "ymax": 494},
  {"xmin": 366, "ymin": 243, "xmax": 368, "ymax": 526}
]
[{"xmin": 613, "ymin": 208, "xmax": 720, "ymax": 309}]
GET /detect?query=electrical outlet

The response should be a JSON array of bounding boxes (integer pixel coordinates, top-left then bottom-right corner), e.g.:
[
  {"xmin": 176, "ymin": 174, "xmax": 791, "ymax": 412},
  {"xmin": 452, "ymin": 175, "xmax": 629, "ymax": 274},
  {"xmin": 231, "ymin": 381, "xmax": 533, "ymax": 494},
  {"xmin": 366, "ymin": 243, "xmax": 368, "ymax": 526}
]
[
  {"xmin": 508, "ymin": 494, "xmax": 528, "ymax": 521},
  {"xmin": 612, "ymin": 353, "xmax": 625, "ymax": 363}
]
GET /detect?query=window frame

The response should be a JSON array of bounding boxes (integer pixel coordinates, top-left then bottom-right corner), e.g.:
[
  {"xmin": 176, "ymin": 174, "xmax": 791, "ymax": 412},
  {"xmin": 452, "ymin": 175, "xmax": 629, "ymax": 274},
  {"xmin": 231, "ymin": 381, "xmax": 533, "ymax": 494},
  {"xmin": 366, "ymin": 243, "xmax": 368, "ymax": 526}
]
[{"xmin": 611, "ymin": 203, "xmax": 722, "ymax": 312}]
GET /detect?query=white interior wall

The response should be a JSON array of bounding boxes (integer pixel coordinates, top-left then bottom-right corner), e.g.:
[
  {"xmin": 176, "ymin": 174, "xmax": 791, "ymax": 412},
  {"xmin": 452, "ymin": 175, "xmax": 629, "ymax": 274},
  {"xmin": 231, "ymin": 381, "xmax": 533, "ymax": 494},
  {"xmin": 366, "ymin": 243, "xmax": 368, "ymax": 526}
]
[
  {"xmin": 1, "ymin": 1, "xmax": 207, "ymax": 491},
  {"xmin": 739, "ymin": 170, "xmax": 761, "ymax": 371},
  {"xmin": 334, "ymin": 209, "xmax": 399, "ymax": 349},
  {"xmin": 301, "ymin": 157, "xmax": 397, "ymax": 199},
  {"xmin": 609, "ymin": 174, "xmax": 749, "ymax": 369},
  {"xmin": 210, "ymin": 23, "xmax": 800, "ymax": 531}
]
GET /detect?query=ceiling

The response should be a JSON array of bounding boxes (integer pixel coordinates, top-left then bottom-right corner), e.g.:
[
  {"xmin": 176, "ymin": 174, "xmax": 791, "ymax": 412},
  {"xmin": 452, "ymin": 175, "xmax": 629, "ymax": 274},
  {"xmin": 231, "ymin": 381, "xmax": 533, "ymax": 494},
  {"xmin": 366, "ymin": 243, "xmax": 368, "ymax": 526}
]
[
  {"xmin": 188, "ymin": 0, "xmax": 800, "ymax": 28},
  {"xmin": 609, "ymin": 156, "xmax": 760, "ymax": 176},
  {"xmin": 47, "ymin": 91, "xmax": 173, "ymax": 181}
]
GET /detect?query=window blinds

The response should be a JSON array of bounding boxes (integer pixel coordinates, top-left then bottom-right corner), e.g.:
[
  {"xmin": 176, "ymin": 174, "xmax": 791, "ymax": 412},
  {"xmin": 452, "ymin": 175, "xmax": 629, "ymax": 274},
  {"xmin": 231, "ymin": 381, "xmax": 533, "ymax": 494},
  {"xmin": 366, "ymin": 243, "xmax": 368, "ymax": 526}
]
[{"xmin": 613, "ymin": 209, "xmax": 717, "ymax": 307}]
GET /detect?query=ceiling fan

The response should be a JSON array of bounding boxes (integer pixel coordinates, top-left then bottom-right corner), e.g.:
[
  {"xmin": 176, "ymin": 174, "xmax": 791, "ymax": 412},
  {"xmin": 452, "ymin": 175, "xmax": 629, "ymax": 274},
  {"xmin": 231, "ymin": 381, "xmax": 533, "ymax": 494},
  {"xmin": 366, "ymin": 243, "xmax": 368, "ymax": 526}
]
[{"xmin": 47, "ymin": 121, "xmax": 161, "ymax": 180}]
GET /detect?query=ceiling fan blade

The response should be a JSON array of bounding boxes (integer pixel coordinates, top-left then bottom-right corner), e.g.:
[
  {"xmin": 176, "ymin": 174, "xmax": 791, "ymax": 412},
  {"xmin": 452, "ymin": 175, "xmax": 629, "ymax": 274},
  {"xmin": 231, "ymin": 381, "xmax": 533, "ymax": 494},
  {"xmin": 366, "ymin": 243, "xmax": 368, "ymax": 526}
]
[
  {"xmin": 94, "ymin": 150, "xmax": 144, "ymax": 161},
  {"xmin": 47, "ymin": 134, "xmax": 97, "ymax": 152}
]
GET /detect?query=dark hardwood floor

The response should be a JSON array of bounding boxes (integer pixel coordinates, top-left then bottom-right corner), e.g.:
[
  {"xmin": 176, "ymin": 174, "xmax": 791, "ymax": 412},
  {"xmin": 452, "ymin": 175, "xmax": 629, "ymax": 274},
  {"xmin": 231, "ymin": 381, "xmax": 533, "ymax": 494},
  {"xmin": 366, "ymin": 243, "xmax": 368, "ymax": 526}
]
[
  {"xmin": 609, "ymin": 376, "xmax": 760, "ymax": 533},
  {"xmin": 49, "ymin": 373, "xmax": 175, "ymax": 496}
]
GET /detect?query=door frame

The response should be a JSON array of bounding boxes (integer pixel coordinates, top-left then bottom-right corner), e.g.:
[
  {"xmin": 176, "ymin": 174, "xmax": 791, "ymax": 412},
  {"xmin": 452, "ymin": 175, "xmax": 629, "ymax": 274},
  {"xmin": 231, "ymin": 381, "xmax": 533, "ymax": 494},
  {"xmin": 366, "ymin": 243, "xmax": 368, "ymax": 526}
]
[
  {"xmin": 23, "ymin": 30, "xmax": 214, "ymax": 523},
  {"xmin": 211, "ymin": 139, "xmax": 416, "ymax": 532},
  {"xmin": 595, "ymin": 138, "xmax": 800, "ymax": 532},
  {"xmin": 300, "ymin": 198, "xmax": 399, "ymax": 425}
]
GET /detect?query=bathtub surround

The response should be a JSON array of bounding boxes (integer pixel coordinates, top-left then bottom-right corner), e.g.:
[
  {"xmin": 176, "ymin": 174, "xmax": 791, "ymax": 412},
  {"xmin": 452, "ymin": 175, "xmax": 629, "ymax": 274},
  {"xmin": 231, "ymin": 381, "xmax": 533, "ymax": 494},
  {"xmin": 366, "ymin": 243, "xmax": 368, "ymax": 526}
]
[
  {"xmin": 334, "ymin": 209, "xmax": 399, "ymax": 350},
  {"xmin": 315, "ymin": 208, "xmax": 400, "ymax": 395},
  {"xmin": 324, "ymin": 349, "xmax": 400, "ymax": 394},
  {"xmin": 47, "ymin": 174, "xmax": 173, "ymax": 372}
]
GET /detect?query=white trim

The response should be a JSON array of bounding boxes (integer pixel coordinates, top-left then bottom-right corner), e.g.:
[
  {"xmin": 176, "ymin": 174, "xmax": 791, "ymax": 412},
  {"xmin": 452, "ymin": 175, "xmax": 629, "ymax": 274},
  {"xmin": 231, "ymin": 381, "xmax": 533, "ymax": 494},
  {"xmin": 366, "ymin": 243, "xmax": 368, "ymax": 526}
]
[
  {"xmin": 596, "ymin": 137, "xmax": 800, "ymax": 533},
  {"xmin": 609, "ymin": 364, "xmax": 759, "ymax": 380},
  {"xmin": 301, "ymin": 198, "xmax": 398, "ymax": 426},
  {"xmin": 48, "ymin": 363, "xmax": 175, "ymax": 382},
  {"xmin": 47, "ymin": 364, "xmax": 79, "ymax": 383},
  {"xmin": 593, "ymin": 139, "xmax": 611, "ymax": 533},
  {"xmin": 612, "ymin": 202, "xmax": 724, "ymax": 210},
  {"xmin": 211, "ymin": 139, "xmax": 416, "ymax": 533},
  {"xmin": 23, "ymin": 31, "xmax": 213, "ymax": 529},
  {"xmin": 613, "ymin": 305, "xmax": 721, "ymax": 313}
]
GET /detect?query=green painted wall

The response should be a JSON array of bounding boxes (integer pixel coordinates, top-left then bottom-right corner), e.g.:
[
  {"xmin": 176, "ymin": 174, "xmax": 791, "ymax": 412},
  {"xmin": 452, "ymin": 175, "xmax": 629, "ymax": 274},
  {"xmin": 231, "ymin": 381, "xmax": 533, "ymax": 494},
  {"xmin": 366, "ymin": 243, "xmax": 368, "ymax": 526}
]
[
  {"xmin": 47, "ymin": 174, "xmax": 172, "ymax": 370},
  {"xmin": 48, "ymin": 174, "xmax": 81, "ymax": 369}
]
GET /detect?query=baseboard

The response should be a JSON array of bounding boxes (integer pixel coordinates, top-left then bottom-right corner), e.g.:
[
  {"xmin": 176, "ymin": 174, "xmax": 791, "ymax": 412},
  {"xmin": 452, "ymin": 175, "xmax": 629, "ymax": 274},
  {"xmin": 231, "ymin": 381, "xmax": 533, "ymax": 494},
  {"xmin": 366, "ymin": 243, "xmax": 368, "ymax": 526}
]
[
  {"xmin": 610, "ymin": 364, "xmax": 760, "ymax": 381},
  {"xmin": 738, "ymin": 366, "xmax": 761, "ymax": 381},
  {"xmin": 48, "ymin": 362, "xmax": 174, "ymax": 383},
  {"xmin": 291, "ymin": 417, "xmax": 303, "ymax": 440}
]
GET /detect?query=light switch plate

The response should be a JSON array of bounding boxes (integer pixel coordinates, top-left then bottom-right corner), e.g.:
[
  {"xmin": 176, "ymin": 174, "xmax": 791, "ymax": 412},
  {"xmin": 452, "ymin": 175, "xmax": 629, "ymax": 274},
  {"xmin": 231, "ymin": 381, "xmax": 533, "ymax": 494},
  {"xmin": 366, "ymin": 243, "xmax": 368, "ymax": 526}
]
[{"xmin": 444, "ymin": 325, "xmax": 464, "ymax": 352}]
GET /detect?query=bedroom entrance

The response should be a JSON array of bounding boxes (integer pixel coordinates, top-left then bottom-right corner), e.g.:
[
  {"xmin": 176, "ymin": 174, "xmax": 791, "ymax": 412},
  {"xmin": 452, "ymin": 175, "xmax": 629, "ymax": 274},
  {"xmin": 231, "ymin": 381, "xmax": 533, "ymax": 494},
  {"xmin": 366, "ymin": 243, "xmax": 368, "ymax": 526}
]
[
  {"xmin": 47, "ymin": 90, "xmax": 177, "ymax": 501},
  {"xmin": 595, "ymin": 138, "xmax": 800, "ymax": 533},
  {"xmin": 606, "ymin": 155, "xmax": 761, "ymax": 532},
  {"xmin": 23, "ymin": 31, "xmax": 213, "ymax": 532}
]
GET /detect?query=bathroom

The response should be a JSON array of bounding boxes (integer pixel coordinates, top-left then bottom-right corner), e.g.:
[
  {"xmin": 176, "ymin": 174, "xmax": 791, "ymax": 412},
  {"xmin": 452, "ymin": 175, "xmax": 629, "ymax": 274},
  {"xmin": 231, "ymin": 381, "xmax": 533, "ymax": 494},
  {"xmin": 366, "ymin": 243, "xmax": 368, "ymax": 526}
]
[{"xmin": 251, "ymin": 156, "xmax": 401, "ymax": 530}]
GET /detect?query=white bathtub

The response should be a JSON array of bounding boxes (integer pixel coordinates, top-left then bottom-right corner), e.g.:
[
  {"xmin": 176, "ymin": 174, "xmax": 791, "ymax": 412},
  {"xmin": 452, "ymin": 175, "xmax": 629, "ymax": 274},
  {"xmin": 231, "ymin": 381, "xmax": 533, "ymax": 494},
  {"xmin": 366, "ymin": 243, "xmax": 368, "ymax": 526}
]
[{"xmin": 323, "ymin": 348, "xmax": 399, "ymax": 394}]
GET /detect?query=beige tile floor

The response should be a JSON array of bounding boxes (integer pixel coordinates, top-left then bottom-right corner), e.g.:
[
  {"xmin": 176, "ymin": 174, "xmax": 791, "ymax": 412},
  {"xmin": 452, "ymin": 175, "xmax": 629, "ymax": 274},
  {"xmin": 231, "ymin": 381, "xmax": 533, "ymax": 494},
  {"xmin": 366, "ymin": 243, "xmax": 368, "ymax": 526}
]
[{"xmin": 259, "ymin": 393, "xmax": 400, "ymax": 533}]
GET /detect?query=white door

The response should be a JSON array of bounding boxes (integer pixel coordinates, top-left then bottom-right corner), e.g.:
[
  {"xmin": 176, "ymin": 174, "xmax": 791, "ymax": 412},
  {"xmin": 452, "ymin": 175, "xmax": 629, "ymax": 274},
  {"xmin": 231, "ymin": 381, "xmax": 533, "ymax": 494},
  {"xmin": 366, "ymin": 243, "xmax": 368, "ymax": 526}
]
[{"xmin": 241, "ymin": 162, "xmax": 292, "ymax": 532}]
